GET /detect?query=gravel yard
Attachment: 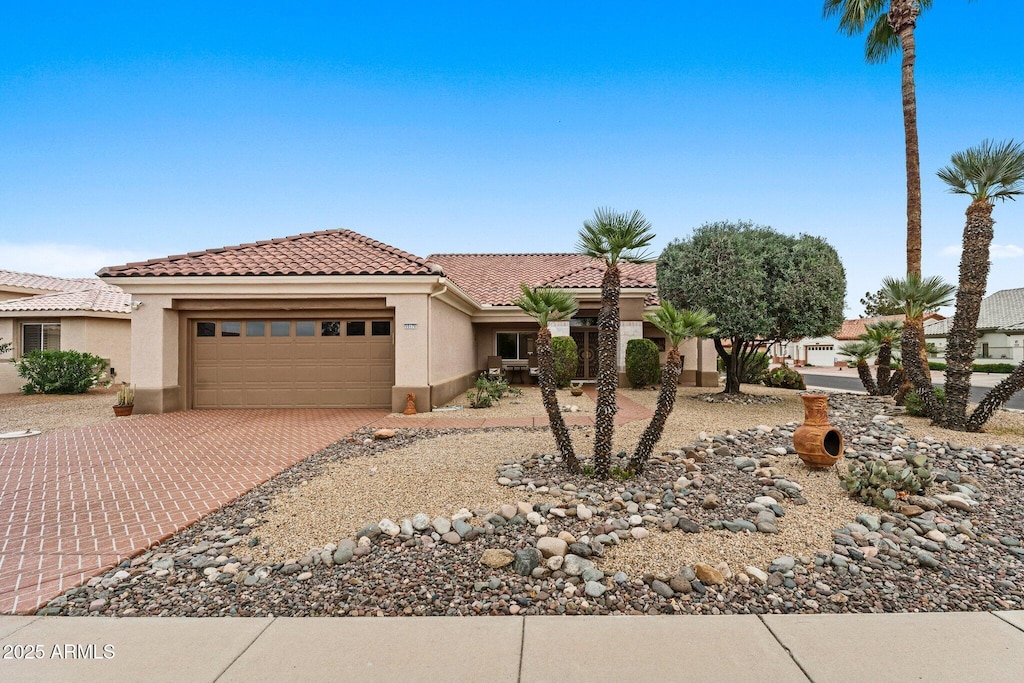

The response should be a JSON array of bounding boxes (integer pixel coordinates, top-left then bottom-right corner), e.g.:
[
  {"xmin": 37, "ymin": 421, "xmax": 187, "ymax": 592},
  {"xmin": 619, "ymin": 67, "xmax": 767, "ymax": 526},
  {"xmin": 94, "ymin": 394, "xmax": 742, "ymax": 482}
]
[
  {"xmin": 0, "ymin": 388, "xmax": 128, "ymax": 434},
  {"xmin": 43, "ymin": 389, "xmax": 1024, "ymax": 618},
  {"xmin": 392, "ymin": 385, "xmax": 595, "ymax": 418}
]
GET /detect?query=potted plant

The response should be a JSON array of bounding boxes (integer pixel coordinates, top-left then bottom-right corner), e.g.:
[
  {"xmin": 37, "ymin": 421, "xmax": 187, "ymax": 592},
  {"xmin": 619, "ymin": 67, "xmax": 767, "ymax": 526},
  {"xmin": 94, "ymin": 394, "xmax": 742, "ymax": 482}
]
[
  {"xmin": 570, "ymin": 381, "xmax": 584, "ymax": 397},
  {"xmin": 113, "ymin": 383, "xmax": 135, "ymax": 417}
]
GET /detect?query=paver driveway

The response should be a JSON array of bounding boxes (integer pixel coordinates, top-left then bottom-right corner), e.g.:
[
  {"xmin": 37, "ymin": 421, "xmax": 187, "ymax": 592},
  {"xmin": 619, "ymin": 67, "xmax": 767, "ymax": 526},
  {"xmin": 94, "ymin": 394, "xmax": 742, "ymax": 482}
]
[{"xmin": 0, "ymin": 408, "xmax": 385, "ymax": 614}]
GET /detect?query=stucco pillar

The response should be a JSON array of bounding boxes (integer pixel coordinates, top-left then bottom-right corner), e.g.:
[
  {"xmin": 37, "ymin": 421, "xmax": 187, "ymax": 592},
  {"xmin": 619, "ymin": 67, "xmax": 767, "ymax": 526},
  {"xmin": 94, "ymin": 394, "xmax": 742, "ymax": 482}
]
[
  {"xmin": 619, "ymin": 321, "xmax": 642, "ymax": 373},
  {"xmin": 387, "ymin": 294, "xmax": 431, "ymax": 412},
  {"xmin": 130, "ymin": 295, "xmax": 179, "ymax": 413},
  {"xmin": 548, "ymin": 321, "xmax": 570, "ymax": 337}
]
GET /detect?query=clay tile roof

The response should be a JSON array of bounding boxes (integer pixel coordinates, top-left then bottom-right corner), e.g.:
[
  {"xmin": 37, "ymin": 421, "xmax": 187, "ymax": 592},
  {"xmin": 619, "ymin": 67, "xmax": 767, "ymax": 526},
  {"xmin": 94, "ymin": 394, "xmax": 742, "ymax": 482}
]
[
  {"xmin": 98, "ymin": 229, "xmax": 433, "ymax": 277},
  {"xmin": 0, "ymin": 269, "xmax": 100, "ymax": 294},
  {"xmin": 427, "ymin": 254, "xmax": 657, "ymax": 306},
  {"xmin": 836, "ymin": 315, "xmax": 907, "ymax": 340},
  {"xmin": 0, "ymin": 286, "xmax": 131, "ymax": 314}
]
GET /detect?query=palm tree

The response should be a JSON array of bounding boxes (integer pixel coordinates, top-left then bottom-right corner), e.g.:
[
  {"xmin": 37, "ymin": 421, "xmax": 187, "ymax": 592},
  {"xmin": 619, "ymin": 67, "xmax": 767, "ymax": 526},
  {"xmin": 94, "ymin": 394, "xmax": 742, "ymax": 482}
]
[
  {"xmin": 838, "ymin": 340, "xmax": 880, "ymax": 395},
  {"xmin": 628, "ymin": 304, "xmax": 717, "ymax": 474},
  {"xmin": 577, "ymin": 208, "xmax": 655, "ymax": 480},
  {"xmin": 862, "ymin": 318, "xmax": 902, "ymax": 394},
  {"xmin": 824, "ymin": 0, "xmax": 931, "ymax": 400},
  {"xmin": 512, "ymin": 284, "xmax": 581, "ymax": 473},
  {"xmin": 880, "ymin": 273, "xmax": 956, "ymax": 417},
  {"xmin": 936, "ymin": 139, "xmax": 1024, "ymax": 430}
]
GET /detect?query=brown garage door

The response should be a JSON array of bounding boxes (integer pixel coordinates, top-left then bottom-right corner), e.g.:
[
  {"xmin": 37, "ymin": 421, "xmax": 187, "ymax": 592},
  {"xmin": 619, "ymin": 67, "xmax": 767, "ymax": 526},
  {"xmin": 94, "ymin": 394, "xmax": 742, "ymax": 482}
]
[{"xmin": 192, "ymin": 318, "xmax": 394, "ymax": 408}]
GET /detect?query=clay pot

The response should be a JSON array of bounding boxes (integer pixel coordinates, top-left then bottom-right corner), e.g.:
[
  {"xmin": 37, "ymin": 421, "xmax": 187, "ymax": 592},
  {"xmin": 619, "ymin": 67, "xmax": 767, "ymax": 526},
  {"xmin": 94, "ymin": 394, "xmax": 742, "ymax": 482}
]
[
  {"xmin": 113, "ymin": 404, "xmax": 134, "ymax": 417},
  {"xmin": 793, "ymin": 394, "xmax": 843, "ymax": 468}
]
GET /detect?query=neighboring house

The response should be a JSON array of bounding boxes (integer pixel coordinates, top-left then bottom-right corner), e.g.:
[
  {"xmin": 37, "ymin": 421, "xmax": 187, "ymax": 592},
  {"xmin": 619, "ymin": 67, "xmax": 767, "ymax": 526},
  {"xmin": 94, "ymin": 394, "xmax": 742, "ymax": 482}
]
[
  {"xmin": 773, "ymin": 314, "xmax": 943, "ymax": 367},
  {"xmin": 98, "ymin": 229, "xmax": 718, "ymax": 414},
  {"xmin": 0, "ymin": 270, "xmax": 132, "ymax": 393},
  {"xmin": 925, "ymin": 288, "xmax": 1024, "ymax": 365}
]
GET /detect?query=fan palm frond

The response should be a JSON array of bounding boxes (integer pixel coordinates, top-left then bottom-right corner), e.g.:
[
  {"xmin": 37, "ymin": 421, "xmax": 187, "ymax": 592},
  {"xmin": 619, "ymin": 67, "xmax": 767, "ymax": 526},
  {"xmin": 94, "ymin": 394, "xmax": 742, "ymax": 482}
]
[
  {"xmin": 937, "ymin": 139, "xmax": 1024, "ymax": 203},
  {"xmin": 880, "ymin": 274, "xmax": 956, "ymax": 318},
  {"xmin": 577, "ymin": 207, "xmax": 655, "ymax": 265},
  {"xmin": 644, "ymin": 302, "xmax": 717, "ymax": 350},
  {"xmin": 512, "ymin": 283, "xmax": 578, "ymax": 329}
]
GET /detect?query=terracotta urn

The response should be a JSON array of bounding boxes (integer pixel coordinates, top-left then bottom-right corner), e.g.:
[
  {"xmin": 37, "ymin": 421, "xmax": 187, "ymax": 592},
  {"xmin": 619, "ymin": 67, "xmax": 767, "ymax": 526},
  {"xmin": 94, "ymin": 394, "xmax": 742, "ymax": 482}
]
[
  {"xmin": 403, "ymin": 392, "xmax": 417, "ymax": 415},
  {"xmin": 793, "ymin": 394, "xmax": 843, "ymax": 469}
]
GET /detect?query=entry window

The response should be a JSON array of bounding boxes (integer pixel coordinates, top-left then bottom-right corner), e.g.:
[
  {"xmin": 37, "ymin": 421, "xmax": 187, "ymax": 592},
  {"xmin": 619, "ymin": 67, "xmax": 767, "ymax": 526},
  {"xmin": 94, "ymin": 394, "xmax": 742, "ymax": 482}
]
[
  {"xmin": 271, "ymin": 321, "xmax": 291, "ymax": 337},
  {"xmin": 371, "ymin": 321, "xmax": 391, "ymax": 336},
  {"xmin": 296, "ymin": 321, "xmax": 315, "ymax": 337},
  {"xmin": 346, "ymin": 321, "xmax": 366, "ymax": 336},
  {"xmin": 22, "ymin": 323, "xmax": 61, "ymax": 353},
  {"xmin": 322, "ymin": 321, "xmax": 341, "ymax": 337},
  {"xmin": 197, "ymin": 322, "xmax": 216, "ymax": 337},
  {"xmin": 246, "ymin": 321, "xmax": 266, "ymax": 337},
  {"xmin": 221, "ymin": 322, "xmax": 241, "ymax": 337},
  {"xmin": 496, "ymin": 332, "xmax": 535, "ymax": 360}
]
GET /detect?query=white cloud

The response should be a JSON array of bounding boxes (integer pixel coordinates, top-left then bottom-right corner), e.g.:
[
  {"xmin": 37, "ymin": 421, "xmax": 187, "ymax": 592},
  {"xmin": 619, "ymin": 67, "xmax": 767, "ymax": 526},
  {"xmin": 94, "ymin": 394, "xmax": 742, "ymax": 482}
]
[
  {"xmin": 940, "ymin": 243, "xmax": 1024, "ymax": 259},
  {"xmin": 0, "ymin": 242, "xmax": 151, "ymax": 278}
]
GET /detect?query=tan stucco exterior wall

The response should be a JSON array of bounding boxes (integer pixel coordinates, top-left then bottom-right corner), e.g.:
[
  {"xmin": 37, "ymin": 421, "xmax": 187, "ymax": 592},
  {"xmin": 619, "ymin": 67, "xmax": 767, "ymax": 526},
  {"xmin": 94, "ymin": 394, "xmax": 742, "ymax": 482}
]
[
  {"xmin": 0, "ymin": 318, "xmax": 17, "ymax": 393},
  {"xmin": 128, "ymin": 295, "xmax": 181, "ymax": 413},
  {"xmin": 428, "ymin": 297, "xmax": 477, "ymax": 407}
]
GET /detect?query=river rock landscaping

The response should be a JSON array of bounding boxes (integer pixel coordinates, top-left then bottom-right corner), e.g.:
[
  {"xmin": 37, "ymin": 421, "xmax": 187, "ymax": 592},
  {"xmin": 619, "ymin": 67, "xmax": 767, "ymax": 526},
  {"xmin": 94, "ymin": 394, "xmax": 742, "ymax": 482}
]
[{"xmin": 40, "ymin": 393, "xmax": 1024, "ymax": 617}]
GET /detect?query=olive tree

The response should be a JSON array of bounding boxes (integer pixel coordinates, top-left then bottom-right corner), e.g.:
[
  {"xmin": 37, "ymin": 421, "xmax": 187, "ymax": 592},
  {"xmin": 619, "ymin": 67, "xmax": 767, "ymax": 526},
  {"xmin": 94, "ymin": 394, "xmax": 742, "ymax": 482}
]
[{"xmin": 657, "ymin": 221, "xmax": 846, "ymax": 394}]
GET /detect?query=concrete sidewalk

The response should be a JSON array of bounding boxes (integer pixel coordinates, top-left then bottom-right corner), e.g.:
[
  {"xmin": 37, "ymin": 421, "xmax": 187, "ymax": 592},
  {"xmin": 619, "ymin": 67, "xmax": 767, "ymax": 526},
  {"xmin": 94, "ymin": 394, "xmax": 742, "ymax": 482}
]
[{"xmin": 1, "ymin": 612, "xmax": 1022, "ymax": 682}]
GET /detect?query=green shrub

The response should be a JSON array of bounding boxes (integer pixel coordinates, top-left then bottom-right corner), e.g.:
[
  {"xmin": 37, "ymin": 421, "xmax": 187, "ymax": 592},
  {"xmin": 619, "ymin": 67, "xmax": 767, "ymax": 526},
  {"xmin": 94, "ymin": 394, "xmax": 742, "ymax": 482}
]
[
  {"xmin": 740, "ymin": 351, "xmax": 770, "ymax": 384},
  {"xmin": 15, "ymin": 350, "xmax": 108, "ymax": 394},
  {"xmin": 904, "ymin": 386, "xmax": 945, "ymax": 417},
  {"xmin": 0, "ymin": 337, "xmax": 11, "ymax": 355},
  {"xmin": 762, "ymin": 366, "xmax": 806, "ymax": 390},
  {"xmin": 625, "ymin": 338, "xmax": 661, "ymax": 388},
  {"xmin": 974, "ymin": 362, "xmax": 1016, "ymax": 374},
  {"xmin": 839, "ymin": 453, "xmax": 934, "ymax": 511},
  {"xmin": 928, "ymin": 361, "xmax": 946, "ymax": 371},
  {"xmin": 551, "ymin": 336, "xmax": 578, "ymax": 388},
  {"xmin": 466, "ymin": 373, "xmax": 519, "ymax": 408}
]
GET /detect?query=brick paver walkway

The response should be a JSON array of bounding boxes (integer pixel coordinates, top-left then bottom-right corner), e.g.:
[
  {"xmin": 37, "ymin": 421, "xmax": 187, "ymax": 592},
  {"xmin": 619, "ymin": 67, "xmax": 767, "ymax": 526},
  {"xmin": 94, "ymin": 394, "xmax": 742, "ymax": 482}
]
[{"xmin": 0, "ymin": 409, "xmax": 384, "ymax": 614}]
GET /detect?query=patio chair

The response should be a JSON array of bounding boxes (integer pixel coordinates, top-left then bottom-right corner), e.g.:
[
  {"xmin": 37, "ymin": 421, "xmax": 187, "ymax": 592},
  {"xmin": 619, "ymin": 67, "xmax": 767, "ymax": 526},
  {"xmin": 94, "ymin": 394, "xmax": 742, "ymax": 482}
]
[
  {"xmin": 528, "ymin": 354, "xmax": 540, "ymax": 383},
  {"xmin": 486, "ymin": 355, "xmax": 504, "ymax": 378}
]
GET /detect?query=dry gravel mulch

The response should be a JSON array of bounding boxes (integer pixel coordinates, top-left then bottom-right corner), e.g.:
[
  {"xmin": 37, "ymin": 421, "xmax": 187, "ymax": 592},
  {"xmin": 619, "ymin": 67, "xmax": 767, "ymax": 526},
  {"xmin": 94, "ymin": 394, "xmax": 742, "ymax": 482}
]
[{"xmin": 0, "ymin": 388, "xmax": 127, "ymax": 434}]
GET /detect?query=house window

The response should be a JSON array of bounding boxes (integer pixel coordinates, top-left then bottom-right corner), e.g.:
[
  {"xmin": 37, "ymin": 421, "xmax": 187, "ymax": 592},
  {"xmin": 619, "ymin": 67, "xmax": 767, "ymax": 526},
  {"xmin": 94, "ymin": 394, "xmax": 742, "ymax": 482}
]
[
  {"xmin": 496, "ymin": 332, "xmax": 536, "ymax": 360},
  {"xmin": 346, "ymin": 321, "xmax": 366, "ymax": 336},
  {"xmin": 197, "ymin": 322, "xmax": 216, "ymax": 337},
  {"xmin": 371, "ymin": 321, "xmax": 391, "ymax": 336},
  {"xmin": 271, "ymin": 321, "xmax": 291, "ymax": 337},
  {"xmin": 296, "ymin": 321, "xmax": 316, "ymax": 337},
  {"xmin": 322, "ymin": 321, "xmax": 341, "ymax": 337},
  {"xmin": 22, "ymin": 323, "xmax": 61, "ymax": 353},
  {"xmin": 246, "ymin": 321, "xmax": 266, "ymax": 337},
  {"xmin": 221, "ymin": 322, "xmax": 241, "ymax": 337}
]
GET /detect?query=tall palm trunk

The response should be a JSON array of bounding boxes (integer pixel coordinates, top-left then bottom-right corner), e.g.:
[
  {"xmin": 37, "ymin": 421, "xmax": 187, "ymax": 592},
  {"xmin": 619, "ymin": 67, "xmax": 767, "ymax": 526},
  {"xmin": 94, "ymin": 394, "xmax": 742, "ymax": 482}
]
[
  {"xmin": 968, "ymin": 361, "xmax": 1024, "ymax": 431},
  {"xmin": 876, "ymin": 342, "xmax": 893, "ymax": 395},
  {"xmin": 943, "ymin": 201, "xmax": 995, "ymax": 429},
  {"xmin": 629, "ymin": 348, "xmax": 681, "ymax": 474},
  {"xmin": 536, "ymin": 327, "xmax": 580, "ymax": 473},
  {"xmin": 593, "ymin": 264, "xmax": 621, "ymax": 479},
  {"xmin": 856, "ymin": 361, "xmax": 879, "ymax": 395},
  {"xmin": 891, "ymin": 1, "xmax": 931, "ymax": 398}
]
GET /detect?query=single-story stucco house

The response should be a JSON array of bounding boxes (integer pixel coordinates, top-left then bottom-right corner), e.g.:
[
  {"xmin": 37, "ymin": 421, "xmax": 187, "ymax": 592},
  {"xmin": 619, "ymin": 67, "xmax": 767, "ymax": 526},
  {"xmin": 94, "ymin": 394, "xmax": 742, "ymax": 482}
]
[
  {"xmin": 926, "ymin": 287, "xmax": 1024, "ymax": 365},
  {"xmin": 98, "ymin": 229, "xmax": 718, "ymax": 414},
  {"xmin": 0, "ymin": 270, "xmax": 132, "ymax": 393}
]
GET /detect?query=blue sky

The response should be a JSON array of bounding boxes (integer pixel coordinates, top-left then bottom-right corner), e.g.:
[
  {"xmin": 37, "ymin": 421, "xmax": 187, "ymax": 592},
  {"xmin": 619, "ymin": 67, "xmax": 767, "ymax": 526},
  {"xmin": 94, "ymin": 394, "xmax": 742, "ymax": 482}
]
[{"xmin": 1, "ymin": 2, "xmax": 1021, "ymax": 315}]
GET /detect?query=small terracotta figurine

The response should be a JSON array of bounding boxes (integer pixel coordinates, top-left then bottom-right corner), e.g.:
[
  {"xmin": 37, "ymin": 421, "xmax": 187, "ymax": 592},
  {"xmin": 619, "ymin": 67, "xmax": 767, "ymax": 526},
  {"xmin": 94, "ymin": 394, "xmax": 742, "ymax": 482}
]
[{"xmin": 403, "ymin": 392, "xmax": 417, "ymax": 415}]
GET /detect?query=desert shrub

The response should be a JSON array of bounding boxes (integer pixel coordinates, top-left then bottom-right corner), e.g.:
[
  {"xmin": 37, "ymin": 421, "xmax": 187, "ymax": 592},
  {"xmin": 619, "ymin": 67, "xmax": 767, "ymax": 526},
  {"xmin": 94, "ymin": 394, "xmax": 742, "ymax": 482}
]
[
  {"xmin": 15, "ymin": 350, "xmax": 108, "ymax": 394},
  {"xmin": 551, "ymin": 336, "xmax": 578, "ymax": 388},
  {"xmin": 740, "ymin": 351, "xmax": 770, "ymax": 384},
  {"xmin": 839, "ymin": 453, "xmax": 934, "ymax": 510},
  {"xmin": 762, "ymin": 366, "xmax": 806, "ymax": 390},
  {"xmin": 466, "ymin": 373, "xmax": 518, "ymax": 408},
  {"xmin": 904, "ymin": 386, "xmax": 945, "ymax": 417},
  {"xmin": 625, "ymin": 338, "xmax": 661, "ymax": 388}
]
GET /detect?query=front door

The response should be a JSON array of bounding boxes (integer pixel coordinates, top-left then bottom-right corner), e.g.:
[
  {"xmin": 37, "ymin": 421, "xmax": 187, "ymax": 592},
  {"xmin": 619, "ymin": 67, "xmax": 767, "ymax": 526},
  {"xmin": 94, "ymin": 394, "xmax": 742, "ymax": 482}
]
[{"xmin": 570, "ymin": 329, "xmax": 600, "ymax": 379}]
